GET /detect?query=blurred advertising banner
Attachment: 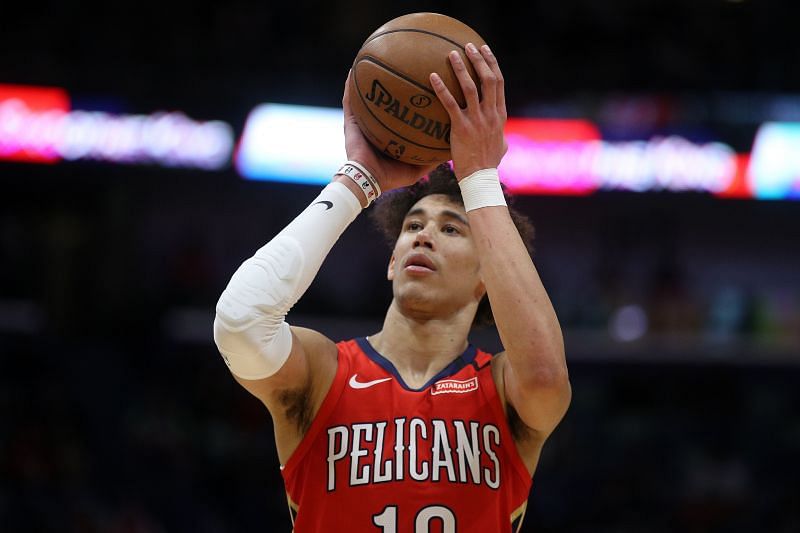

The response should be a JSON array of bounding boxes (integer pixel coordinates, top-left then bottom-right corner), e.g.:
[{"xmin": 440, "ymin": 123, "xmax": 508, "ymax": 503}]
[
  {"xmin": 4, "ymin": 84, "xmax": 799, "ymax": 200},
  {"xmin": 235, "ymin": 102, "xmax": 798, "ymax": 200},
  {"xmin": 499, "ymin": 118, "xmax": 741, "ymax": 197},
  {"xmin": 0, "ymin": 84, "xmax": 70, "ymax": 163},
  {"xmin": 0, "ymin": 84, "xmax": 234, "ymax": 170}
]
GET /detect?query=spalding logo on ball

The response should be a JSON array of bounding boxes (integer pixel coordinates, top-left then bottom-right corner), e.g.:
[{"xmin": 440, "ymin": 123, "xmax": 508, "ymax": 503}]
[{"xmin": 349, "ymin": 12, "xmax": 487, "ymax": 166}]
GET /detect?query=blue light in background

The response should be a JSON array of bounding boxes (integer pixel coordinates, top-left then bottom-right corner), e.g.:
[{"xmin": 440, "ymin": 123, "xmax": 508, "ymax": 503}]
[
  {"xmin": 749, "ymin": 122, "xmax": 800, "ymax": 200},
  {"xmin": 235, "ymin": 103, "xmax": 346, "ymax": 184}
]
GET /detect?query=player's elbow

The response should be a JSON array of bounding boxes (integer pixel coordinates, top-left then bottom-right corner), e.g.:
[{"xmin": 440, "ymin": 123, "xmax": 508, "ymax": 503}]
[
  {"xmin": 511, "ymin": 367, "xmax": 572, "ymax": 436},
  {"xmin": 213, "ymin": 313, "xmax": 238, "ymax": 352},
  {"xmin": 523, "ymin": 365, "xmax": 570, "ymax": 392},
  {"xmin": 212, "ymin": 314, "xmax": 293, "ymax": 381},
  {"xmin": 509, "ymin": 343, "xmax": 569, "ymax": 395},
  {"xmin": 527, "ymin": 367, "xmax": 571, "ymax": 407},
  {"xmin": 212, "ymin": 314, "xmax": 253, "ymax": 366},
  {"xmin": 512, "ymin": 340, "xmax": 568, "ymax": 391}
]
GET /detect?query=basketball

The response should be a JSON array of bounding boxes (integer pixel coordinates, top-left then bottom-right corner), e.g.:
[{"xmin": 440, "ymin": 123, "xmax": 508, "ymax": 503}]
[{"xmin": 348, "ymin": 12, "xmax": 487, "ymax": 166}]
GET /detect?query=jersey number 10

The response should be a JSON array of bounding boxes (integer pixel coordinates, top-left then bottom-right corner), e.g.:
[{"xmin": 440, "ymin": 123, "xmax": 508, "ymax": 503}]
[{"xmin": 373, "ymin": 504, "xmax": 456, "ymax": 532}]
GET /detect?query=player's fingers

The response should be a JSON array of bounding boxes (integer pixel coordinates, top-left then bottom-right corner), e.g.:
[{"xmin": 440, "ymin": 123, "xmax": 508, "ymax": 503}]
[
  {"xmin": 480, "ymin": 45, "xmax": 506, "ymax": 116},
  {"xmin": 430, "ymin": 72, "xmax": 460, "ymax": 116},
  {"xmin": 448, "ymin": 49, "xmax": 480, "ymax": 108},
  {"xmin": 465, "ymin": 42, "xmax": 497, "ymax": 108}
]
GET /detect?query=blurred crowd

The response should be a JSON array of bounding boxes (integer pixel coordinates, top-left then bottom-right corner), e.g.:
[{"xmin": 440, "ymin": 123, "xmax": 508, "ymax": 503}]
[{"xmin": 2, "ymin": 171, "xmax": 799, "ymax": 358}]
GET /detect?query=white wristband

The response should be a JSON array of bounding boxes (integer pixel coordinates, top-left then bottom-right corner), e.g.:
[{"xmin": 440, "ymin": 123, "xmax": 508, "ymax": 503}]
[
  {"xmin": 337, "ymin": 161, "xmax": 381, "ymax": 206},
  {"xmin": 458, "ymin": 168, "xmax": 507, "ymax": 212}
]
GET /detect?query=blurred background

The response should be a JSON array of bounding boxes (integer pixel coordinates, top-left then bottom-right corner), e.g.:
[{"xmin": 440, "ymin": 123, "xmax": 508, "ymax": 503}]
[{"xmin": 2, "ymin": 1, "xmax": 800, "ymax": 532}]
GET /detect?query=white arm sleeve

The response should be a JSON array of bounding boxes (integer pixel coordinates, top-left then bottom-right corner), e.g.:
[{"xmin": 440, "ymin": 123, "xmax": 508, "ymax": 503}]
[{"xmin": 213, "ymin": 181, "xmax": 362, "ymax": 379}]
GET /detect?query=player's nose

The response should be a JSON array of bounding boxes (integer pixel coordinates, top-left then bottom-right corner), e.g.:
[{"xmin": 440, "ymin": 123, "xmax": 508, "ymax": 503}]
[{"xmin": 413, "ymin": 224, "xmax": 435, "ymax": 250}]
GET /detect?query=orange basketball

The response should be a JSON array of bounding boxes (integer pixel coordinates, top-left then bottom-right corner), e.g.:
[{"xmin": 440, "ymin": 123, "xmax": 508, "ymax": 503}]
[{"xmin": 348, "ymin": 12, "xmax": 487, "ymax": 166}]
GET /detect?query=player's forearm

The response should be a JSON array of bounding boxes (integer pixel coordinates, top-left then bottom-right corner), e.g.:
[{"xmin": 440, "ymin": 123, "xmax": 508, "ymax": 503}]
[
  {"xmin": 213, "ymin": 177, "xmax": 364, "ymax": 379},
  {"xmin": 468, "ymin": 206, "xmax": 567, "ymax": 386}
]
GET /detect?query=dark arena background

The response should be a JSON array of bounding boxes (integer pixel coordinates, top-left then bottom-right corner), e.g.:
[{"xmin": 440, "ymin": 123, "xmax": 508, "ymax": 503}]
[{"xmin": 2, "ymin": 1, "xmax": 800, "ymax": 532}]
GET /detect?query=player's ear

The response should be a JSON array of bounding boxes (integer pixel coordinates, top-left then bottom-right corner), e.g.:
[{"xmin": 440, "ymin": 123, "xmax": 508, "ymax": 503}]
[
  {"xmin": 387, "ymin": 254, "xmax": 396, "ymax": 281},
  {"xmin": 473, "ymin": 279, "xmax": 486, "ymax": 300},
  {"xmin": 473, "ymin": 265, "xmax": 486, "ymax": 299}
]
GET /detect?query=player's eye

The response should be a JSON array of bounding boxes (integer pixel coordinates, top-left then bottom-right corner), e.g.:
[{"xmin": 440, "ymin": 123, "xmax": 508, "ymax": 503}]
[
  {"xmin": 405, "ymin": 221, "xmax": 423, "ymax": 231},
  {"xmin": 442, "ymin": 224, "xmax": 460, "ymax": 235}
]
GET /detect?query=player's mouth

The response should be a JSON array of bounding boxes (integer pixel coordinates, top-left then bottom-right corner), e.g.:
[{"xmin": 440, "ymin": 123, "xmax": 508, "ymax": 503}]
[{"xmin": 404, "ymin": 253, "xmax": 437, "ymax": 274}]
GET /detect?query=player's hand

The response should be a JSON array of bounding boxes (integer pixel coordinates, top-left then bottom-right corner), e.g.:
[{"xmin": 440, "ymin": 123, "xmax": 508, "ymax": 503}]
[
  {"xmin": 342, "ymin": 70, "xmax": 438, "ymax": 192},
  {"xmin": 430, "ymin": 43, "xmax": 508, "ymax": 180}
]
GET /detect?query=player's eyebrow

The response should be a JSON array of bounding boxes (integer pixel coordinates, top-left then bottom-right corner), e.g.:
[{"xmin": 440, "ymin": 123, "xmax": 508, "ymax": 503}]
[{"xmin": 405, "ymin": 207, "xmax": 469, "ymax": 227}]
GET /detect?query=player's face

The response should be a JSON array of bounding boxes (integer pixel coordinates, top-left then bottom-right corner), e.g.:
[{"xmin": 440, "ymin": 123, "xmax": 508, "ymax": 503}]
[{"xmin": 387, "ymin": 194, "xmax": 484, "ymax": 317}]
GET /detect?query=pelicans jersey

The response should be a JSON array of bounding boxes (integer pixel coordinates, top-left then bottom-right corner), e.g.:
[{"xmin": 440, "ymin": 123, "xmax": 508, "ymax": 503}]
[{"xmin": 280, "ymin": 338, "xmax": 532, "ymax": 532}]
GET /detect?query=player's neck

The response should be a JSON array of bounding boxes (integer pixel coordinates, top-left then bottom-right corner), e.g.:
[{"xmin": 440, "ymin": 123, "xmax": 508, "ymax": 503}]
[{"xmin": 369, "ymin": 300, "xmax": 473, "ymax": 388}]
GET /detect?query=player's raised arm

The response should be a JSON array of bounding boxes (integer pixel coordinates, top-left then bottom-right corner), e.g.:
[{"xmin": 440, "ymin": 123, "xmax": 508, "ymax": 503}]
[
  {"xmin": 431, "ymin": 44, "xmax": 571, "ymax": 439},
  {"xmin": 211, "ymin": 167, "xmax": 364, "ymax": 412},
  {"xmin": 212, "ymin": 72, "xmax": 434, "ymax": 419}
]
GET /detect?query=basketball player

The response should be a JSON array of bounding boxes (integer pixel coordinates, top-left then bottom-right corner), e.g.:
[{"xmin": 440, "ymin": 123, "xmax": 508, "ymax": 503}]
[{"xmin": 214, "ymin": 43, "xmax": 570, "ymax": 532}]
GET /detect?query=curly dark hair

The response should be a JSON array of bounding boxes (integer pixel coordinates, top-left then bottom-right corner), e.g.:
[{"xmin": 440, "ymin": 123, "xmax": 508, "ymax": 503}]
[{"xmin": 369, "ymin": 162, "xmax": 536, "ymax": 329}]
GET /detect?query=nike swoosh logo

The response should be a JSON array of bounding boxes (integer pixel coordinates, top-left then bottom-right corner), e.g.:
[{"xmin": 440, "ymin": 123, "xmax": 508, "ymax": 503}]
[
  {"xmin": 313, "ymin": 200, "xmax": 333, "ymax": 210},
  {"xmin": 349, "ymin": 374, "xmax": 392, "ymax": 389}
]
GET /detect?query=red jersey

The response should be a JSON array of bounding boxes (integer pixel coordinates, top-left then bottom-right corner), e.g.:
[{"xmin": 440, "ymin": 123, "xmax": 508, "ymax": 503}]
[{"xmin": 280, "ymin": 338, "xmax": 532, "ymax": 532}]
